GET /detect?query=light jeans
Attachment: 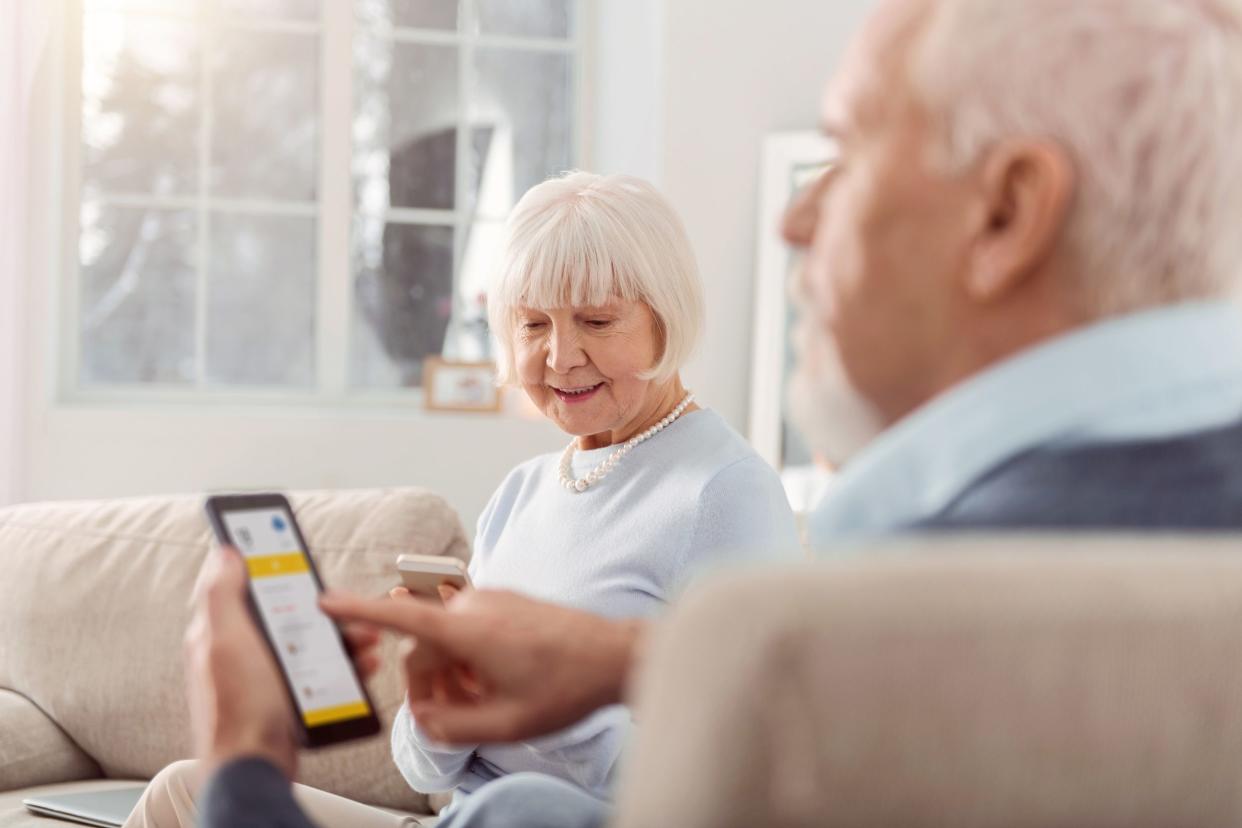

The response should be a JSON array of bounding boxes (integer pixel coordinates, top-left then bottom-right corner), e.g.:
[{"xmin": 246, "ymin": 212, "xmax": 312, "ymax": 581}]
[{"xmin": 121, "ymin": 759, "xmax": 419, "ymax": 828}]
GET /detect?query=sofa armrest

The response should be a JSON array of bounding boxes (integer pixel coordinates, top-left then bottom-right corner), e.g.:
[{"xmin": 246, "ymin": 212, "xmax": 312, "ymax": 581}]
[
  {"xmin": 0, "ymin": 688, "xmax": 100, "ymax": 792},
  {"xmin": 617, "ymin": 551, "xmax": 1242, "ymax": 828}
]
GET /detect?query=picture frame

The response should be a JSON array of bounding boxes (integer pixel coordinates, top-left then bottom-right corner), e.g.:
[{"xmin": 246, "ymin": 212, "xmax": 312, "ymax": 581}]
[
  {"xmin": 747, "ymin": 131, "xmax": 837, "ymax": 510},
  {"xmin": 422, "ymin": 358, "xmax": 502, "ymax": 413}
]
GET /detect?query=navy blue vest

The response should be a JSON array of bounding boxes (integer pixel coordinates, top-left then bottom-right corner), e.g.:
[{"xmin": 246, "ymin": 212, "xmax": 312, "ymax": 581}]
[{"xmin": 910, "ymin": 418, "xmax": 1242, "ymax": 530}]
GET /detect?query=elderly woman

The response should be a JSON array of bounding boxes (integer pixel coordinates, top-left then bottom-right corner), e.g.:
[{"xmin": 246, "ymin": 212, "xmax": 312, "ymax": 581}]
[
  {"xmin": 394, "ymin": 171, "xmax": 800, "ymax": 827},
  {"xmin": 124, "ymin": 172, "xmax": 798, "ymax": 828}
]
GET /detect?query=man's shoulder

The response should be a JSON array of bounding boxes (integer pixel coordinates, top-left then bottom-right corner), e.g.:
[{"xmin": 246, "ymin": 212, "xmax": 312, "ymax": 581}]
[{"xmin": 915, "ymin": 417, "xmax": 1242, "ymax": 531}]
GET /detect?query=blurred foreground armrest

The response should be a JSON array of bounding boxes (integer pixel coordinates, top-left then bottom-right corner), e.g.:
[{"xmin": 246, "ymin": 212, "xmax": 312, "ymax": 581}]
[{"xmin": 616, "ymin": 536, "xmax": 1242, "ymax": 828}]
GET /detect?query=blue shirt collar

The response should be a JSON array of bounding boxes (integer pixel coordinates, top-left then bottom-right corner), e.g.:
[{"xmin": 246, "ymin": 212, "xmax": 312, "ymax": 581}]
[{"xmin": 808, "ymin": 300, "xmax": 1242, "ymax": 547}]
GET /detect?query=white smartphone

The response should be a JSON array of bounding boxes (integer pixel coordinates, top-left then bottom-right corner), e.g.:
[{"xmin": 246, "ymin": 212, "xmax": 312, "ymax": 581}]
[
  {"xmin": 396, "ymin": 554, "xmax": 471, "ymax": 599},
  {"xmin": 204, "ymin": 493, "xmax": 380, "ymax": 747}
]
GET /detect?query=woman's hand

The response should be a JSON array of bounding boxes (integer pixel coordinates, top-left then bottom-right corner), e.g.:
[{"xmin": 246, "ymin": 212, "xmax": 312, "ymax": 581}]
[
  {"xmin": 387, "ymin": 584, "xmax": 481, "ymax": 707},
  {"xmin": 390, "ymin": 583, "xmax": 468, "ymax": 606}
]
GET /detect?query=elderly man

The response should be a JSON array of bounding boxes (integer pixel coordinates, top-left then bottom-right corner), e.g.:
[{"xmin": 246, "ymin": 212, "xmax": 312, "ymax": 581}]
[{"xmin": 188, "ymin": 0, "xmax": 1242, "ymax": 825}]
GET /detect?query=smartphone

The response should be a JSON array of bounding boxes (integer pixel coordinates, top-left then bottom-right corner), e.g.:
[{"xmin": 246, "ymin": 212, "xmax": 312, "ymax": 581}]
[
  {"xmin": 396, "ymin": 554, "xmax": 472, "ymax": 599},
  {"xmin": 203, "ymin": 493, "xmax": 381, "ymax": 747}
]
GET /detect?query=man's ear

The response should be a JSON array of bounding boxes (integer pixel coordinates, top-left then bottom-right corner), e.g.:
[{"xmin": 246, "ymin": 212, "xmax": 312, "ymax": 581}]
[{"xmin": 965, "ymin": 139, "xmax": 1076, "ymax": 303}]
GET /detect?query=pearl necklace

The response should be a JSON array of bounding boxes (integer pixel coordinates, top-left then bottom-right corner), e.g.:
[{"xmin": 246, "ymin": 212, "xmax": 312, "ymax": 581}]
[{"xmin": 558, "ymin": 393, "xmax": 696, "ymax": 493}]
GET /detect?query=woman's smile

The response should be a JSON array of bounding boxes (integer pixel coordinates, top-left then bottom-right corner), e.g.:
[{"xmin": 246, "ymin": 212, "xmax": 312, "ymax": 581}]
[{"xmin": 552, "ymin": 382, "xmax": 605, "ymax": 404}]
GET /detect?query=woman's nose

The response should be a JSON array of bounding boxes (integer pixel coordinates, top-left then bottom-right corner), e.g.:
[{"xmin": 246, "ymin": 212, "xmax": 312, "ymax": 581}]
[{"xmin": 547, "ymin": 331, "xmax": 587, "ymax": 373}]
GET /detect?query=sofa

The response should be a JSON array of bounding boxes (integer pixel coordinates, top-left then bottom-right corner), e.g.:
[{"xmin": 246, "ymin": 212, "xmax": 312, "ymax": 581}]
[
  {"xmin": 0, "ymin": 488, "xmax": 470, "ymax": 827},
  {"xmin": 616, "ymin": 537, "xmax": 1242, "ymax": 827},
  {"xmin": 7, "ymin": 492, "xmax": 1242, "ymax": 828}
]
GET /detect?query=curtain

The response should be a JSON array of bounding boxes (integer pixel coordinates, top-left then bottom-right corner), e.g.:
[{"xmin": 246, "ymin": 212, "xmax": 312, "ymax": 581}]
[{"xmin": 0, "ymin": 0, "xmax": 52, "ymax": 506}]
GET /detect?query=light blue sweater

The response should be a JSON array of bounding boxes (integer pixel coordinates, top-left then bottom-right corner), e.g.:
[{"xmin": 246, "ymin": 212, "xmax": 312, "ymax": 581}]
[{"xmin": 391, "ymin": 408, "xmax": 801, "ymax": 801}]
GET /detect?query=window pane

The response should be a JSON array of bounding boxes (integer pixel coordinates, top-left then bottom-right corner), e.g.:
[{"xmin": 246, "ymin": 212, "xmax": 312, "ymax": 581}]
[
  {"xmin": 82, "ymin": 14, "xmax": 200, "ymax": 197},
  {"xmin": 219, "ymin": 0, "xmax": 321, "ymax": 20},
  {"xmin": 351, "ymin": 221, "xmax": 455, "ymax": 387},
  {"xmin": 207, "ymin": 213, "xmax": 316, "ymax": 386},
  {"xmin": 445, "ymin": 218, "xmax": 502, "ymax": 361},
  {"xmin": 354, "ymin": 39, "xmax": 458, "ymax": 212},
  {"xmin": 79, "ymin": 204, "xmax": 197, "ymax": 385},
  {"xmin": 355, "ymin": 0, "xmax": 458, "ymax": 30},
  {"xmin": 469, "ymin": 48, "xmax": 573, "ymax": 217},
  {"xmin": 211, "ymin": 31, "xmax": 319, "ymax": 201},
  {"xmin": 475, "ymin": 0, "xmax": 573, "ymax": 39}
]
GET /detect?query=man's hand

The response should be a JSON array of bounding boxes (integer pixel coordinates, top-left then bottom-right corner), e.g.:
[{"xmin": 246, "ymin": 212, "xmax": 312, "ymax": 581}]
[
  {"xmin": 321, "ymin": 589, "xmax": 643, "ymax": 744},
  {"xmin": 185, "ymin": 546, "xmax": 300, "ymax": 778},
  {"xmin": 184, "ymin": 547, "xmax": 383, "ymax": 778},
  {"xmin": 389, "ymin": 583, "xmax": 480, "ymax": 703}
]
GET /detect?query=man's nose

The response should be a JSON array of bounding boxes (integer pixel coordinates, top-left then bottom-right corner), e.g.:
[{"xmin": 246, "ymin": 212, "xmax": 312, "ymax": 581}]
[{"xmin": 781, "ymin": 170, "xmax": 827, "ymax": 248}]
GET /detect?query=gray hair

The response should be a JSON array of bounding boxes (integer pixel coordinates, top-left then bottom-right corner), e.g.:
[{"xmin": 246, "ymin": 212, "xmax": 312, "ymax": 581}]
[
  {"xmin": 912, "ymin": 0, "xmax": 1242, "ymax": 311},
  {"xmin": 489, "ymin": 171, "xmax": 704, "ymax": 385}
]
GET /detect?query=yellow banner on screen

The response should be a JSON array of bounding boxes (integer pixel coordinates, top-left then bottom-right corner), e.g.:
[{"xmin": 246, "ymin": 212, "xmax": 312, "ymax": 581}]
[
  {"xmin": 246, "ymin": 552, "xmax": 309, "ymax": 579},
  {"xmin": 303, "ymin": 701, "xmax": 371, "ymax": 728}
]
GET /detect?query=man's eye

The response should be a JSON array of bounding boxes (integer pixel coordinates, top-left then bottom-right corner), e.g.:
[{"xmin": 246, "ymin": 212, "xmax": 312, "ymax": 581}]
[{"xmin": 522, "ymin": 322, "xmax": 547, "ymax": 331}]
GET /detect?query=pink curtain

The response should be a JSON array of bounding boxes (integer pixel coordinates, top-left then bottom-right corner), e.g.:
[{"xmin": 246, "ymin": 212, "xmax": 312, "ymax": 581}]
[{"xmin": 0, "ymin": 1, "xmax": 51, "ymax": 505}]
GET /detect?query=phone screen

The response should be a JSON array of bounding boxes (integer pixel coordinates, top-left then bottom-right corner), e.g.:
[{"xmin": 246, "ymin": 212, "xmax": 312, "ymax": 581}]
[{"xmin": 221, "ymin": 506, "xmax": 373, "ymax": 731}]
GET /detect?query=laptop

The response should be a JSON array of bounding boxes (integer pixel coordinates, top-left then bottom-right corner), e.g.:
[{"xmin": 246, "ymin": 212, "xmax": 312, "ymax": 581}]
[{"xmin": 22, "ymin": 786, "xmax": 146, "ymax": 828}]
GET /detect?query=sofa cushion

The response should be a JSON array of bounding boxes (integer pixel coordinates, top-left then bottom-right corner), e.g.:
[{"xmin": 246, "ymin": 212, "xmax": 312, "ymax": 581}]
[
  {"xmin": 0, "ymin": 689, "xmax": 100, "ymax": 793},
  {"xmin": 0, "ymin": 488, "xmax": 469, "ymax": 812}
]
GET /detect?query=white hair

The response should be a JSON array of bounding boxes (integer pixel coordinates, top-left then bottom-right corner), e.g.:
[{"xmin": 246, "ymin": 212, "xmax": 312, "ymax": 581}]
[
  {"xmin": 488, "ymin": 171, "xmax": 704, "ymax": 385},
  {"xmin": 911, "ymin": 0, "xmax": 1242, "ymax": 312}
]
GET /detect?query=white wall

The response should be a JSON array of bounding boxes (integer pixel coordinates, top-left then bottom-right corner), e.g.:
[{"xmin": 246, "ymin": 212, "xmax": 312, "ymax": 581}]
[
  {"xmin": 18, "ymin": 0, "xmax": 872, "ymax": 533},
  {"xmin": 591, "ymin": 0, "xmax": 665, "ymax": 182},
  {"xmin": 659, "ymin": 0, "xmax": 874, "ymax": 433}
]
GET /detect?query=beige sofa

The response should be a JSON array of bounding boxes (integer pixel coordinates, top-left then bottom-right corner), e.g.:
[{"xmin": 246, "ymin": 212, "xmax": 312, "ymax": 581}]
[
  {"xmin": 7, "ymin": 492, "xmax": 1242, "ymax": 828},
  {"xmin": 0, "ymin": 489, "xmax": 470, "ymax": 827},
  {"xmin": 617, "ymin": 538, "xmax": 1242, "ymax": 828}
]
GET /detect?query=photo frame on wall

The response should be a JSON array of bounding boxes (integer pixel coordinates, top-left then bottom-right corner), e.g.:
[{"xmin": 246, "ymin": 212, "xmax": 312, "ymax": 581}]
[
  {"xmin": 423, "ymin": 358, "xmax": 502, "ymax": 413},
  {"xmin": 748, "ymin": 131, "xmax": 837, "ymax": 511}
]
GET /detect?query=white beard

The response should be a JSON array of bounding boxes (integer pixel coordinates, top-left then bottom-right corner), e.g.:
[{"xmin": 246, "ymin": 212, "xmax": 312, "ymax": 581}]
[{"xmin": 786, "ymin": 312, "xmax": 885, "ymax": 468}]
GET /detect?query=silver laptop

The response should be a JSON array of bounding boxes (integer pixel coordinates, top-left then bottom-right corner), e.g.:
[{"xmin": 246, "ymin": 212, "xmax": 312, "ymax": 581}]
[{"xmin": 23, "ymin": 786, "xmax": 146, "ymax": 828}]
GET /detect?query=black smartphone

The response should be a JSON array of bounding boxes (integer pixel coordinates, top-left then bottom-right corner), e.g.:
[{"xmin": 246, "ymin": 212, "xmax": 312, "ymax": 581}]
[{"xmin": 203, "ymin": 492, "xmax": 381, "ymax": 747}]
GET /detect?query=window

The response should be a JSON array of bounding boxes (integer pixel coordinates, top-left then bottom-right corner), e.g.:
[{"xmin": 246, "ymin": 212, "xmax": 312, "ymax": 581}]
[{"xmin": 68, "ymin": 0, "xmax": 584, "ymax": 399}]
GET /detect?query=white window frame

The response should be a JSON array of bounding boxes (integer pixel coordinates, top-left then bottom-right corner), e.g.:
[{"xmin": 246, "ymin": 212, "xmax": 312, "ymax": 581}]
[{"xmin": 54, "ymin": 0, "xmax": 593, "ymax": 408}]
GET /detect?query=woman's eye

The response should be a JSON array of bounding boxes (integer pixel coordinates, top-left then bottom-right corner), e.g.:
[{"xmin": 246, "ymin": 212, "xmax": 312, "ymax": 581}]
[
  {"xmin": 585, "ymin": 320, "xmax": 612, "ymax": 329},
  {"xmin": 522, "ymin": 322, "xmax": 547, "ymax": 331}
]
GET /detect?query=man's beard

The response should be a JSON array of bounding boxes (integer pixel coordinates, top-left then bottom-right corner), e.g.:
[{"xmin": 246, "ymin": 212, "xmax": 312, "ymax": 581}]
[{"xmin": 786, "ymin": 312, "xmax": 885, "ymax": 469}]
